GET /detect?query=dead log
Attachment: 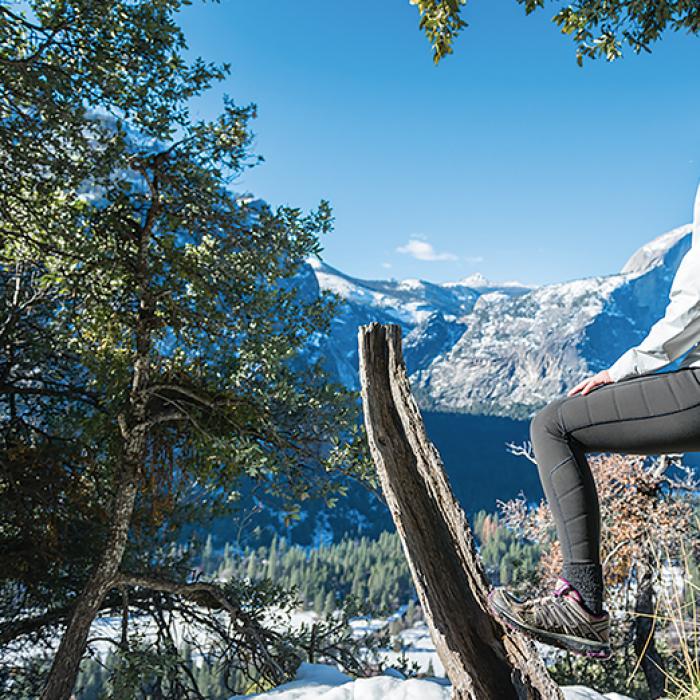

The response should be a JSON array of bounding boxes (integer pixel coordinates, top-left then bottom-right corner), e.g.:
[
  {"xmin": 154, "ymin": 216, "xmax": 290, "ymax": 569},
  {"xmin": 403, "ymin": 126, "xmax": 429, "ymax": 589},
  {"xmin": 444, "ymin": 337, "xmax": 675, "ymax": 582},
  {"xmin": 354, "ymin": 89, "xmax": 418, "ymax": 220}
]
[{"xmin": 357, "ymin": 322, "xmax": 562, "ymax": 700}]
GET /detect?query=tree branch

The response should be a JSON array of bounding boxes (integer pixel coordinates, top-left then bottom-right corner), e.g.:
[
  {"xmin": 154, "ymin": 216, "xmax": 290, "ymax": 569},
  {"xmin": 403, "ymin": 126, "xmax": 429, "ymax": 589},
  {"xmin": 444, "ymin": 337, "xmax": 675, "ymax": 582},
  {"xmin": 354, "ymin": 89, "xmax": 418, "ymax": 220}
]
[{"xmin": 116, "ymin": 573, "xmax": 288, "ymax": 682}]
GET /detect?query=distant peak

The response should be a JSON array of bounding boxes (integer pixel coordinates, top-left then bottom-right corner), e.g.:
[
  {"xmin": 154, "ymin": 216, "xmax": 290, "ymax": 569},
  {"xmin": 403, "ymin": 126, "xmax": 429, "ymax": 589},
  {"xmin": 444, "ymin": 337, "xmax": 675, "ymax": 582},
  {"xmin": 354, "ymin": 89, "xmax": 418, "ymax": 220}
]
[
  {"xmin": 457, "ymin": 272, "xmax": 490, "ymax": 287},
  {"xmin": 442, "ymin": 272, "xmax": 530, "ymax": 289}
]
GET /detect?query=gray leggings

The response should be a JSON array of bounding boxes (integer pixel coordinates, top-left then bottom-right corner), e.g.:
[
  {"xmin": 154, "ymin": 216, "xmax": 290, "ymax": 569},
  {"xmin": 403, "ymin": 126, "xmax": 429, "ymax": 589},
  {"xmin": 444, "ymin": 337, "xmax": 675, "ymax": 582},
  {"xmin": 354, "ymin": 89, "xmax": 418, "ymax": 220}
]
[{"xmin": 531, "ymin": 365, "xmax": 700, "ymax": 566}]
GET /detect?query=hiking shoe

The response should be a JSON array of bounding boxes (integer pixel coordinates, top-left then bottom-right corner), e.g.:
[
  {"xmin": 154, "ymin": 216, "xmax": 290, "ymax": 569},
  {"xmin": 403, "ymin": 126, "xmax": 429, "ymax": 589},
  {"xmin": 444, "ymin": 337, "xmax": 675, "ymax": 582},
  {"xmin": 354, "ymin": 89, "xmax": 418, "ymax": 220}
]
[{"xmin": 488, "ymin": 577, "xmax": 611, "ymax": 659}]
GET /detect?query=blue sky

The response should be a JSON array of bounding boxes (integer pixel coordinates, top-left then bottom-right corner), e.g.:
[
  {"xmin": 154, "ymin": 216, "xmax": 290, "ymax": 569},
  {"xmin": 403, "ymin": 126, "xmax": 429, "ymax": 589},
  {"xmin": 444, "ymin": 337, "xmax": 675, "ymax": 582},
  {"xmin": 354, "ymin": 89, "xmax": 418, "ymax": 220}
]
[{"xmin": 180, "ymin": 0, "xmax": 700, "ymax": 287}]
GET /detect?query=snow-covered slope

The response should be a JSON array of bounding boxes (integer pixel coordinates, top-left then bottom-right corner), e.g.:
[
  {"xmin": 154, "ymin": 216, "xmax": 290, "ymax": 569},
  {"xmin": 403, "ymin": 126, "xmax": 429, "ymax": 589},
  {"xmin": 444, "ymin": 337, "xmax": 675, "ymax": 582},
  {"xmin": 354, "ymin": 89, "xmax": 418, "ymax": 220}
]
[
  {"xmin": 229, "ymin": 662, "xmax": 641, "ymax": 700},
  {"xmin": 230, "ymin": 663, "xmax": 450, "ymax": 700},
  {"xmin": 304, "ymin": 223, "xmax": 693, "ymax": 419}
]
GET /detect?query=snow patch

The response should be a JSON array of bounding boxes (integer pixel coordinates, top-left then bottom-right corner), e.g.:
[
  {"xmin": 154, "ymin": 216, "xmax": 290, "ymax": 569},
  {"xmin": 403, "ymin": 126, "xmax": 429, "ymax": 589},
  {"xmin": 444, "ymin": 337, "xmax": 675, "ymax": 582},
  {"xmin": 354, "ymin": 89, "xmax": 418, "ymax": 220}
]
[
  {"xmin": 229, "ymin": 662, "xmax": 450, "ymax": 700},
  {"xmin": 228, "ymin": 662, "xmax": 644, "ymax": 700},
  {"xmin": 562, "ymin": 688, "xmax": 638, "ymax": 700}
]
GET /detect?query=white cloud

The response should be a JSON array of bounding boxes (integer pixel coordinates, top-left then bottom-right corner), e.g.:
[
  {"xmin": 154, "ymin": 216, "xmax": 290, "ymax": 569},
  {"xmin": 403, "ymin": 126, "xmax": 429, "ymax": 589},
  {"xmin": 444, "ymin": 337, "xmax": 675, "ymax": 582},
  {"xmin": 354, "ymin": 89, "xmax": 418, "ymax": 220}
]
[
  {"xmin": 382, "ymin": 261, "xmax": 392, "ymax": 268},
  {"xmin": 396, "ymin": 238, "xmax": 458, "ymax": 262}
]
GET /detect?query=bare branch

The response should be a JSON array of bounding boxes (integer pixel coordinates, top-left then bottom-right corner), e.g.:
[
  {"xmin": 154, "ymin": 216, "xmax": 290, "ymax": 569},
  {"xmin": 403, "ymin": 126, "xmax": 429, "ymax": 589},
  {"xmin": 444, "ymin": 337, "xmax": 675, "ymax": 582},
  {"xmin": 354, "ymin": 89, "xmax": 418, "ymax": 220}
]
[
  {"xmin": 116, "ymin": 573, "xmax": 288, "ymax": 682},
  {"xmin": 505, "ymin": 439, "xmax": 537, "ymax": 465}
]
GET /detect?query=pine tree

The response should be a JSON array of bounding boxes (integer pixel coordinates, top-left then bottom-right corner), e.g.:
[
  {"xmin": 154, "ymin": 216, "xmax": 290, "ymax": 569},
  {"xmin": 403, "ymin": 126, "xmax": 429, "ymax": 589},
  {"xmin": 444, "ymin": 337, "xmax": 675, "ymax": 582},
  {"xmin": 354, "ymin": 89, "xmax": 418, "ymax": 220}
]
[
  {"xmin": 202, "ymin": 534, "xmax": 215, "ymax": 575},
  {"xmin": 246, "ymin": 553, "xmax": 257, "ymax": 583},
  {"xmin": 267, "ymin": 536, "xmax": 279, "ymax": 581},
  {"xmin": 406, "ymin": 599, "xmax": 417, "ymax": 626}
]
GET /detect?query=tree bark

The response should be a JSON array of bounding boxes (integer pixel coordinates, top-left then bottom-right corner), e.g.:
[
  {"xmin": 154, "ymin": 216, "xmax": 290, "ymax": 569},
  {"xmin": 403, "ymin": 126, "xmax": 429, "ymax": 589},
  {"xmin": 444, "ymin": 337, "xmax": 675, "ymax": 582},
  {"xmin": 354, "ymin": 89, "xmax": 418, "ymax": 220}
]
[
  {"xmin": 357, "ymin": 322, "xmax": 562, "ymax": 700},
  {"xmin": 39, "ymin": 442, "xmax": 141, "ymax": 700},
  {"xmin": 634, "ymin": 554, "xmax": 666, "ymax": 699}
]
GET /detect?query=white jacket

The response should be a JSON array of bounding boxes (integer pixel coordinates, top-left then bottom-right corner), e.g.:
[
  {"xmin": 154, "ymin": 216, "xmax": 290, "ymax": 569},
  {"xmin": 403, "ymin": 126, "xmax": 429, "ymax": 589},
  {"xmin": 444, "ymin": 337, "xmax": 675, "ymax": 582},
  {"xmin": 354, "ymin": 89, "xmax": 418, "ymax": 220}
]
[{"xmin": 607, "ymin": 183, "xmax": 700, "ymax": 382}]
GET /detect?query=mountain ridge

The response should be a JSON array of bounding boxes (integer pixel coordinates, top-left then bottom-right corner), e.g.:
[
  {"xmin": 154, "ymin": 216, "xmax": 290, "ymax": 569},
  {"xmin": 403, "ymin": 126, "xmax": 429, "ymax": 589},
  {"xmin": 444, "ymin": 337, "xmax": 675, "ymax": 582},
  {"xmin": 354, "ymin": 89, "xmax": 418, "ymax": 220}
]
[{"xmin": 304, "ymin": 222, "xmax": 695, "ymax": 420}]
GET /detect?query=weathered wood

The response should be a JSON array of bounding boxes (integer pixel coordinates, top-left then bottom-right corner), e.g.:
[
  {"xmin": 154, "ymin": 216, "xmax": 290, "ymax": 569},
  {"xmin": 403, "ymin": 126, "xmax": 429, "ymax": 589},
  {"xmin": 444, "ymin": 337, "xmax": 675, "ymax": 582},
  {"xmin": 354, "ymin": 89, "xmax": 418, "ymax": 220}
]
[{"xmin": 358, "ymin": 322, "xmax": 562, "ymax": 700}]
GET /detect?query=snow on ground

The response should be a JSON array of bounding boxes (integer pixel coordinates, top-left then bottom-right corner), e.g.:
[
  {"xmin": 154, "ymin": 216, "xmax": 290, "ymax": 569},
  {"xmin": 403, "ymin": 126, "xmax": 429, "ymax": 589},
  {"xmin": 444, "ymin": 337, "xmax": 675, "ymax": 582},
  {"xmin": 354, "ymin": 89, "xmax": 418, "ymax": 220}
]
[
  {"xmin": 387, "ymin": 620, "xmax": 444, "ymax": 676},
  {"xmin": 16, "ymin": 603, "xmax": 660, "ymax": 699},
  {"xmin": 229, "ymin": 663, "xmax": 450, "ymax": 700},
  {"xmin": 563, "ymin": 689, "xmax": 635, "ymax": 700},
  {"xmin": 235, "ymin": 610, "xmax": 651, "ymax": 700},
  {"xmin": 241, "ymin": 614, "xmax": 650, "ymax": 700},
  {"xmin": 229, "ymin": 662, "xmax": 641, "ymax": 700},
  {"xmin": 348, "ymin": 615, "xmax": 391, "ymax": 637}
]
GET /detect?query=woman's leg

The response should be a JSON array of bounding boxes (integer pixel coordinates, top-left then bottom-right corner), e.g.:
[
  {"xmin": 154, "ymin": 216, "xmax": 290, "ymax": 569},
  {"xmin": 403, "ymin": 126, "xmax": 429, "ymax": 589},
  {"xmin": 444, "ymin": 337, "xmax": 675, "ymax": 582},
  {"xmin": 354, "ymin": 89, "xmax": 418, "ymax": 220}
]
[{"xmin": 530, "ymin": 365, "xmax": 700, "ymax": 614}]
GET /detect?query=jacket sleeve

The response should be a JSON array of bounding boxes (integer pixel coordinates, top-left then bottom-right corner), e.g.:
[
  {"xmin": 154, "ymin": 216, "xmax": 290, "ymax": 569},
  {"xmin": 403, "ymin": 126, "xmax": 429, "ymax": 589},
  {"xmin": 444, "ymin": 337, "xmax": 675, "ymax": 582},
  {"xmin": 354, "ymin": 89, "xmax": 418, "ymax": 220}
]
[{"xmin": 607, "ymin": 183, "xmax": 700, "ymax": 382}]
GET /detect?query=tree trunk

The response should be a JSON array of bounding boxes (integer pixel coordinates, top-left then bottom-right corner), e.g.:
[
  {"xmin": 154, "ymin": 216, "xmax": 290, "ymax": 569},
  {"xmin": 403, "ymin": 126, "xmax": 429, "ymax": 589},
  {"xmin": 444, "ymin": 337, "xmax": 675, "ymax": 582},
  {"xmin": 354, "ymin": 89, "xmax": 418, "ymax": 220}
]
[
  {"xmin": 357, "ymin": 322, "xmax": 562, "ymax": 700},
  {"xmin": 634, "ymin": 554, "xmax": 666, "ymax": 699},
  {"xmin": 41, "ymin": 163, "xmax": 160, "ymax": 700},
  {"xmin": 39, "ymin": 450, "xmax": 140, "ymax": 700}
]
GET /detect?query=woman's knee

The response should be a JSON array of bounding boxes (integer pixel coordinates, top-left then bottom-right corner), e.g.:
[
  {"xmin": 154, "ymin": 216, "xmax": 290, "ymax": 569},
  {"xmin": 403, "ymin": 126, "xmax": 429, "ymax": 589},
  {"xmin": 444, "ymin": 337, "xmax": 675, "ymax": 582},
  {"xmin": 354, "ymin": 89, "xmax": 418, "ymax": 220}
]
[{"xmin": 530, "ymin": 397, "xmax": 566, "ymax": 442}]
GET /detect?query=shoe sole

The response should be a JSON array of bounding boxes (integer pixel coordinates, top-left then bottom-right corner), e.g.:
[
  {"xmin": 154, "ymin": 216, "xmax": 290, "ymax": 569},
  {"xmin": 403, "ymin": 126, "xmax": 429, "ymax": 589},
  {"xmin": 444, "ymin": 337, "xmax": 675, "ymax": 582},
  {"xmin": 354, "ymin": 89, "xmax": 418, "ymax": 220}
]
[{"xmin": 488, "ymin": 590, "xmax": 612, "ymax": 660}]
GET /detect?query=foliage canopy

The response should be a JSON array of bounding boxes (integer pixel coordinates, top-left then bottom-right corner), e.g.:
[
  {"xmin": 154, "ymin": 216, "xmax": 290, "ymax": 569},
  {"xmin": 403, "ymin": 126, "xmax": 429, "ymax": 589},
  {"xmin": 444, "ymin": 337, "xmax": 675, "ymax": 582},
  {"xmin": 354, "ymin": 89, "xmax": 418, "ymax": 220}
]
[{"xmin": 411, "ymin": 0, "xmax": 700, "ymax": 64}]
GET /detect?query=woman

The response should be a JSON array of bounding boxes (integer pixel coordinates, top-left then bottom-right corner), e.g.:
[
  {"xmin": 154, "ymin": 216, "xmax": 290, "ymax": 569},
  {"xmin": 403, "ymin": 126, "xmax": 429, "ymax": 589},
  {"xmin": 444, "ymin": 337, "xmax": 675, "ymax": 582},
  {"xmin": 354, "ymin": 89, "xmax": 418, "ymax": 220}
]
[{"xmin": 488, "ymin": 182, "xmax": 700, "ymax": 659}]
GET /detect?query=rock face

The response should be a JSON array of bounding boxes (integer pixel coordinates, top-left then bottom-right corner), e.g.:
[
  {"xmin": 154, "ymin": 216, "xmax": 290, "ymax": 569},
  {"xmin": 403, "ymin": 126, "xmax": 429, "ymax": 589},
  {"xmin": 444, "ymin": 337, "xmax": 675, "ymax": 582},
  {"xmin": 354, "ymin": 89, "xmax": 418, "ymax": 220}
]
[{"xmin": 303, "ymin": 223, "xmax": 693, "ymax": 420}]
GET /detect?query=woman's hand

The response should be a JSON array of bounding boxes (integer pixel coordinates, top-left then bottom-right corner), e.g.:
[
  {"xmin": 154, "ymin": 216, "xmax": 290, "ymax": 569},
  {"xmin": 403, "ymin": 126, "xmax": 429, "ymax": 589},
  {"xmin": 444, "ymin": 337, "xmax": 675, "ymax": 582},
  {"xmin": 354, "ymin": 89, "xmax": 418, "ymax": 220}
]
[{"xmin": 567, "ymin": 369, "xmax": 614, "ymax": 397}]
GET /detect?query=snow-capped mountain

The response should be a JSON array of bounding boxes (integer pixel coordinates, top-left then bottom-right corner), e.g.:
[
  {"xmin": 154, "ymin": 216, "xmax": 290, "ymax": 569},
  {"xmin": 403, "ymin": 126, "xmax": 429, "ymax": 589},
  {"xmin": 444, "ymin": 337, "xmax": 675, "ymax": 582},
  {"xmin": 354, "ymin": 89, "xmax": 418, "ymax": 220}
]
[
  {"xmin": 303, "ymin": 258, "xmax": 532, "ymax": 387},
  {"xmin": 304, "ymin": 223, "xmax": 694, "ymax": 420}
]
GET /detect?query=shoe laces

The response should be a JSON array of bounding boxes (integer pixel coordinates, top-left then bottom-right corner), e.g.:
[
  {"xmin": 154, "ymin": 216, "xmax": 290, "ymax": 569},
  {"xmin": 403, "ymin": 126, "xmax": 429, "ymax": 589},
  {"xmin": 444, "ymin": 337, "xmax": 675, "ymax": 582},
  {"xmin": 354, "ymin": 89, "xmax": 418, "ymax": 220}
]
[{"xmin": 518, "ymin": 583, "xmax": 586, "ymax": 633}]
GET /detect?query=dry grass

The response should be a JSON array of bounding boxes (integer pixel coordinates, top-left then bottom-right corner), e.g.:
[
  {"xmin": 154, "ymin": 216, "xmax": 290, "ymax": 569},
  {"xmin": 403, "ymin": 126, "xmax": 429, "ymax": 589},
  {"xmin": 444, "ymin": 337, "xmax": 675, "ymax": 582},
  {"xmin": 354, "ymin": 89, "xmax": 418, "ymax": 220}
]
[{"xmin": 629, "ymin": 529, "xmax": 700, "ymax": 700}]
